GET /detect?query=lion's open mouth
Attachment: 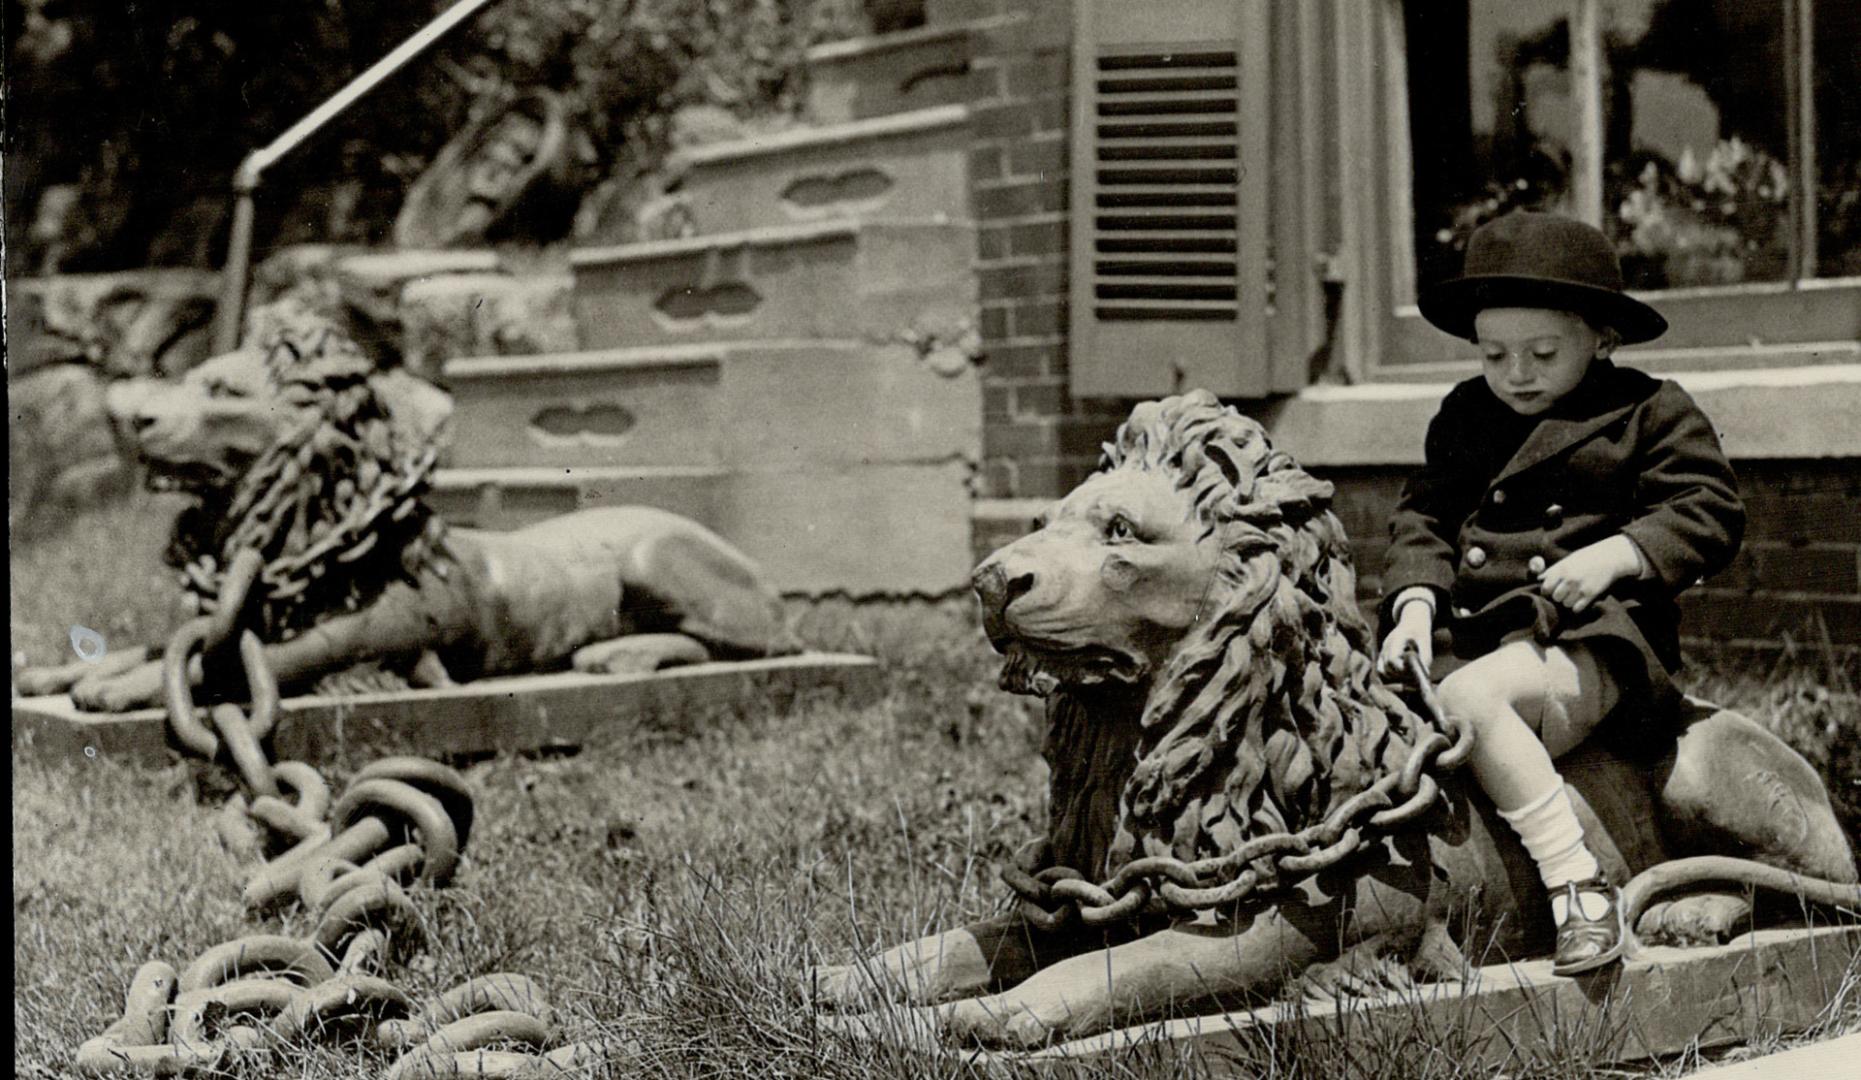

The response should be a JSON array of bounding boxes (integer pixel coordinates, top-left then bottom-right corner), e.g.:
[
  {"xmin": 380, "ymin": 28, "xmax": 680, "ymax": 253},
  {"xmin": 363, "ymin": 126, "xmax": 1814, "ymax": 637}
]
[
  {"xmin": 996, "ymin": 639, "xmax": 1143, "ymax": 697},
  {"xmin": 139, "ymin": 457, "xmax": 231, "ymax": 495}
]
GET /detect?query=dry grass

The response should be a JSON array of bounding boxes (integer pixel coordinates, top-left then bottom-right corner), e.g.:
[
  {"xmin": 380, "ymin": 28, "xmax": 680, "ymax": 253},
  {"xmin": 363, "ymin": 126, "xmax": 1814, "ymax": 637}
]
[{"xmin": 11, "ymin": 494, "xmax": 1860, "ymax": 1078}]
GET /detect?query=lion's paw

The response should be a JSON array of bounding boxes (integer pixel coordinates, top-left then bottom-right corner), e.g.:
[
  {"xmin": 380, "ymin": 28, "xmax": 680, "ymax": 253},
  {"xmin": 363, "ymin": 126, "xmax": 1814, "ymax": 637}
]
[
  {"xmin": 15, "ymin": 663, "xmax": 83, "ymax": 697},
  {"xmin": 942, "ymin": 992, "xmax": 1088, "ymax": 1050},
  {"xmin": 1634, "ymin": 891, "xmax": 1752, "ymax": 947},
  {"xmin": 805, "ymin": 964, "xmax": 883, "ymax": 1011},
  {"xmin": 70, "ymin": 663, "xmax": 164, "ymax": 713},
  {"xmin": 572, "ymin": 634, "xmax": 709, "ymax": 676}
]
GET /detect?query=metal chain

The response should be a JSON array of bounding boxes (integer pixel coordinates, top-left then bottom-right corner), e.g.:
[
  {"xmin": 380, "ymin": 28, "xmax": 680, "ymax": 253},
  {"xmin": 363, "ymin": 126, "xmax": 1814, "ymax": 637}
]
[
  {"xmin": 78, "ymin": 752, "xmax": 603, "ymax": 1075},
  {"xmin": 191, "ymin": 444, "xmax": 437, "ymax": 623},
  {"xmin": 1003, "ymin": 649, "xmax": 1473, "ymax": 929},
  {"xmin": 95, "ymin": 557, "xmax": 604, "ymax": 1075},
  {"xmin": 79, "ymin": 958, "xmax": 596, "ymax": 1078}
]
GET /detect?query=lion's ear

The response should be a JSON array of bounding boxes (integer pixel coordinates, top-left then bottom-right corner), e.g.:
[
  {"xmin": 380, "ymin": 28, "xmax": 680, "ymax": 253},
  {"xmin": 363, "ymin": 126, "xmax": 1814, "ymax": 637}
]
[{"xmin": 369, "ymin": 369, "xmax": 454, "ymax": 453}]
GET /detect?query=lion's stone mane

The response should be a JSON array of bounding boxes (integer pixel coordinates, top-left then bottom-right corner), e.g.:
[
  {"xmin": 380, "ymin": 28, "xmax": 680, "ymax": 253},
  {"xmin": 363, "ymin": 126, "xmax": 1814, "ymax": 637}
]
[
  {"xmin": 1040, "ymin": 391, "xmax": 1431, "ymax": 888},
  {"xmin": 168, "ymin": 307, "xmax": 448, "ymax": 645}
]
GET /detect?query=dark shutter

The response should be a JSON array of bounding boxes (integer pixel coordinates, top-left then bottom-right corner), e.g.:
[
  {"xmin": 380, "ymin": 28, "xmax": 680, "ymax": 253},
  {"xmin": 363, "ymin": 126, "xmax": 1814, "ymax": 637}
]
[{"xmin": 1069, "ymin": 0, "xmax": 1273, "ymax": 398}]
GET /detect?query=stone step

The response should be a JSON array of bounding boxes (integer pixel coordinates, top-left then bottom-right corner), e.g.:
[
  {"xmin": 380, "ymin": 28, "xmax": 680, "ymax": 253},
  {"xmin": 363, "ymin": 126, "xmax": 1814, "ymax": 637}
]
[
  {"xmin": 569, "ymin": 219, "xmax": 975, "ymax": 351},
  {"xmin": 430, "ymin": 462, "xmax": 974, "ymax": 596},
  {"xmin": 441, "ymin": 340, "xmax": 979, "ymax": 472},
  {"xmin": 430, "ymin": 465, "xmax": 727, "ymax": 533},
  {"xmin": 672, "ymin": 104, "xmax": 971, "ymax": 235},
  {"xmin": 806, "ymin": 19, "xmax": 1003, "ymax": 124}
]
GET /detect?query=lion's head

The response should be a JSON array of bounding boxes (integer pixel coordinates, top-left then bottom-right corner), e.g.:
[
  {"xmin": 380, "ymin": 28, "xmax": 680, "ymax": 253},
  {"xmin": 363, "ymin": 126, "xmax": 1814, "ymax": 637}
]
[
  {"xmin": 105, "ymin": 302, "xmax": 455, "ymax": 640},
  {"xmin": 975, "ymin": 390, "xmax": 1426, "ymax": 885}
]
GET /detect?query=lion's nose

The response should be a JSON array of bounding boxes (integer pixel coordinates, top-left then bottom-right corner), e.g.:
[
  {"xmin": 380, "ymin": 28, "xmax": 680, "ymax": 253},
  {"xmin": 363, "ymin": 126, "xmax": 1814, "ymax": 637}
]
[
  {"xmin": 104, "ymin": 382, "xmax": 154, "ymax": 433},
  {"xmin": 973, "ymin": 555, "xmax": 1035, "ymax": 615}
]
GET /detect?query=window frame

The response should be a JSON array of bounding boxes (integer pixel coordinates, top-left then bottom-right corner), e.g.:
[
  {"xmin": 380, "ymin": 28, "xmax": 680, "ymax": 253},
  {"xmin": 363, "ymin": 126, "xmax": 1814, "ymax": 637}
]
[{"xmin": 1350, "ymin": 0, "xmax": 1861, "ymax": 384}]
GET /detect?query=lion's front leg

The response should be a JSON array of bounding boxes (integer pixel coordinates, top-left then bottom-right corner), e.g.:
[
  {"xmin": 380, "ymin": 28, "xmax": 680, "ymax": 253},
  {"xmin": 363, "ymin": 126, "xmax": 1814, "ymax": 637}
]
[
  {"xmin": 811, "ymin": 926, "xmax": 994, "ymax": 1009},
  {"xmin": 69, "ymin": 657, "xmax": 169, "ymax": 712},
  {"xmin": 18, "ymin": 646, "xmax": 152, "ymax": 699},
  {"xmin": 812, "ymin": 911, "xmax": 1103, "ymax": 1010},
  {"xmin": 943, "ymin": 907, "xmax": 1326, "ymax": 1049}
]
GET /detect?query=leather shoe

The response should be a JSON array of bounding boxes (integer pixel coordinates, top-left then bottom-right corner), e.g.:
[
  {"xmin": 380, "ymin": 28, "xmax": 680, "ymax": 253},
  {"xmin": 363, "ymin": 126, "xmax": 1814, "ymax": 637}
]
[{"xmin": 1551, "ymin": 877, "xmax": 1624, "ymax": 976}]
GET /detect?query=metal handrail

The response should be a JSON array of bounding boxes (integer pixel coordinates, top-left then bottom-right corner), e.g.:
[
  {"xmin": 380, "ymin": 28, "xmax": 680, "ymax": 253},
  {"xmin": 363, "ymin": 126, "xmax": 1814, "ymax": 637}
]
[{"xmin": 212, "ymin": 0, "xmax": 509, "ymax": 353}]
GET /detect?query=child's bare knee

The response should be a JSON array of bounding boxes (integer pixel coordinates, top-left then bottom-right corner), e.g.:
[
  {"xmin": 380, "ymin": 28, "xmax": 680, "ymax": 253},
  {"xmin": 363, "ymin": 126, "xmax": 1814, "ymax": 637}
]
[{"xmin": 1438, "ymin": 669, "xmax": 1507, "ymax": 728}]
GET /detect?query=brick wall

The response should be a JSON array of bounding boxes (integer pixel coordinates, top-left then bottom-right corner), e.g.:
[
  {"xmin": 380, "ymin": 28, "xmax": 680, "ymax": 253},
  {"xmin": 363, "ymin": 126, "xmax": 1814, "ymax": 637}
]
[
  {"xmin": 931, "ymin": 0, "xmax": 1126, "ymax": 498},
  {"xmin": 1295, "ymin": 460, "xmax": 1861, "ymax": 649}
]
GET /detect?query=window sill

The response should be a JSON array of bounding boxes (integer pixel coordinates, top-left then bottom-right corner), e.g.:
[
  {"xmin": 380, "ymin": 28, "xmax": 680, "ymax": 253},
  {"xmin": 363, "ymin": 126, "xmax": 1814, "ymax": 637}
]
[
  {"xmin": 1369, "ymin": 339, "xmax": 1861, "ymax": 383},
  {"xmin": 1251, "ymin": 362, "xmax": 1861, "ymax": 467}
]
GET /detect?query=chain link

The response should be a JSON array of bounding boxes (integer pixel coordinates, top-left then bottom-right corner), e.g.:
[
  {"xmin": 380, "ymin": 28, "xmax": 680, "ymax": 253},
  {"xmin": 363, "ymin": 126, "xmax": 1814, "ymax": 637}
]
[
  {"xmin": 87, "ymin": 535, "xmax": 603, "ymax": 1076},
  {"xmin": 1004, "ymin": 648, "xmax": 1474, "ymax": 928},
  {"xmin": 193, "ymin": 444, "xmax": 438, "ymax": 629},
  {"xmin": 80, "ymin": 960, "xmax": 595, "ymax": 1079}
]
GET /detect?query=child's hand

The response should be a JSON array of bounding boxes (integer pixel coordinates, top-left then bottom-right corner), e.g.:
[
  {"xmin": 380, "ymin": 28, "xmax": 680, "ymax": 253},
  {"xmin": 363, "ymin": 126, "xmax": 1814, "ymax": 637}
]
[
  {"xmin": 1377, "ymin": 600, "xmax": 1434, "ymax": 678},
  {"xmin": 1538, "ymin": 535, "xmax": 1643, "ymax": 613}
]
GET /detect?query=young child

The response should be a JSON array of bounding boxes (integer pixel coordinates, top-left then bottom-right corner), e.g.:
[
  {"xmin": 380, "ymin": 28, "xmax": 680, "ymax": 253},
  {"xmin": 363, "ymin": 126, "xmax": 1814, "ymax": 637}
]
[{"xmin": 1375, "ymin": 211, "xmax": 1744, "ymax": 974}]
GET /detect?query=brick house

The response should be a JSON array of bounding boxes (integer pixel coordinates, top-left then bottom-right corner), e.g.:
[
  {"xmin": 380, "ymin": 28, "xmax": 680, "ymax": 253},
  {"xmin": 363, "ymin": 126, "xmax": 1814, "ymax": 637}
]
[
  {"xmin": 931, "ymin": 0, "xmax": 1859, "ymax": 649},
  {"xmin": 439, "ymin": 0, "xmax": 1857, "ymax": 649}
]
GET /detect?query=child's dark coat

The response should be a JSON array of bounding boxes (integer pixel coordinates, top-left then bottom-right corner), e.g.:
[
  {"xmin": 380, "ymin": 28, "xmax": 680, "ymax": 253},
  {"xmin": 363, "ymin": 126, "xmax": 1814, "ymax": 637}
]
[{"xmin": 1381, "ymin": 359, "xmax": 1744, "ymax": 747}]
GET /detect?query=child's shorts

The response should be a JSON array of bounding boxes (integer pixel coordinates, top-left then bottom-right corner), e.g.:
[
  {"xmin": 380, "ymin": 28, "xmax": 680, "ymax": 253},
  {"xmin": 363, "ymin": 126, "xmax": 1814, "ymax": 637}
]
[{"xmin": 1437, "ymin": 639, "xmax": 1622, "ymax": 758}]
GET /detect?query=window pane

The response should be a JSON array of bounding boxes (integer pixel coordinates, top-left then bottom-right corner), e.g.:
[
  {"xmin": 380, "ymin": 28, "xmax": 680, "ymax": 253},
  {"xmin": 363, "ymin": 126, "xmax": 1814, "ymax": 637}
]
[
  {"xmin": 1815, "ymin": 1, "xmax": 1861, "ymax": 278},
  {"xmin": 1608, "ymin": 0, "xmax": 1791, "ymax": 288},
  {"xmin": 1407, "ymin": 2, "xmax": 1573, "ymax": 290},
  {"xmin": 1407, "ymin": 0, "xmax": 1821, "ymax": 293}
]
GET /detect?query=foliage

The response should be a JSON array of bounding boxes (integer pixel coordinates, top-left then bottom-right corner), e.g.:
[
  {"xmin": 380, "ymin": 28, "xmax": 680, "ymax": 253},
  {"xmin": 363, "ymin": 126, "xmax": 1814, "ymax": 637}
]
[
  {"xmin": 1615, "ymin": 137, "xmax": 1791, "ymax": 289},
  {"xmin": 3, "ymin": 0, "xmax": 872, "ymax": 275}
]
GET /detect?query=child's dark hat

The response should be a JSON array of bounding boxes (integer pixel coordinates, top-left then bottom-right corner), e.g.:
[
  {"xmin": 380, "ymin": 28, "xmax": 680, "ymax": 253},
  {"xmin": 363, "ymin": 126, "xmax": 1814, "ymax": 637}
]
[{"xmin": 1419, "ymin": 211, "xmax": 1667, "ymax": 345}]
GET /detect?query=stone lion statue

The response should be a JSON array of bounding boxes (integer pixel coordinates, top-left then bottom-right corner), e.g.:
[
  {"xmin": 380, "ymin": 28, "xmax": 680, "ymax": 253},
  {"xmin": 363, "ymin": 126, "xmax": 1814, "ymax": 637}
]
[
  {"xmin": 812, "ymin": 390, "xmax": 1857, "ymax": 1048},
  {"xmin": 17, "ymin": 305, "xmax": 797, "ymax": 712}
]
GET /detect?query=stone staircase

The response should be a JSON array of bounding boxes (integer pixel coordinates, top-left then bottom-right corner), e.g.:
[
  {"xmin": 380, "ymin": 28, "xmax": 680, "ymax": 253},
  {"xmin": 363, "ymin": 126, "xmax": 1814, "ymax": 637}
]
[{"xmin": 429, "ymin": 22, "xmax": 990, "ymax": 596}]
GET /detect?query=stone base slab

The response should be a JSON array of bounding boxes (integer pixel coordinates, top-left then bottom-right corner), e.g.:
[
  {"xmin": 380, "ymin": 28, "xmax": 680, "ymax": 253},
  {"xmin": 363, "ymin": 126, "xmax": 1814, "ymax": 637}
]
[
  {"xmin": 979, "ymin": 924, "xmax": 1860, "ymax": 1072},
  {"xmin": 12, "ymin": 653, "xmax": 881, "ymax": 768}
]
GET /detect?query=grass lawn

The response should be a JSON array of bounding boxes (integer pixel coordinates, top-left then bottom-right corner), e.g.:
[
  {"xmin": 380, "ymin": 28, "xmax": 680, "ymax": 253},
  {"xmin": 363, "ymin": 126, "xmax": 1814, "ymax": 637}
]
[{"xmin": 12, "ymin": 492, "xmax": 1861, "ymax": 1078}]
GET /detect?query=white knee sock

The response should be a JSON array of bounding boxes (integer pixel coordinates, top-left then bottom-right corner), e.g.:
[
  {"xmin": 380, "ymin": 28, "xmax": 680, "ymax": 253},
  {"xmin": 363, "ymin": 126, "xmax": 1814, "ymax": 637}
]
[{"xmin": 1498, "ymin": 784, "xmax": 1600, "ymax": 893}]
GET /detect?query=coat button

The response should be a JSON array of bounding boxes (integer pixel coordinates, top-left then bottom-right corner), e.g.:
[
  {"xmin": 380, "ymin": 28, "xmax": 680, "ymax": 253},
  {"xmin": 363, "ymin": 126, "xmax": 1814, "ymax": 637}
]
[
  {"xmin": 1465, "ymin": 546, "xmax": 1487, "ymax": 568},
  {"xmin": 1545, "ymin": 503, "xmax": 1564, "ymax": 522},
  {"xmin": 1528, "ymin": 555, "xmax": 1547, "ymax": 575},
  {"xmin": 1454, "ymin": 606, "xmax": 1472, "ymax": 618},
  {"xmin": 1491, "ymin": 489, "xmax": 1507, "ymax": 505}
]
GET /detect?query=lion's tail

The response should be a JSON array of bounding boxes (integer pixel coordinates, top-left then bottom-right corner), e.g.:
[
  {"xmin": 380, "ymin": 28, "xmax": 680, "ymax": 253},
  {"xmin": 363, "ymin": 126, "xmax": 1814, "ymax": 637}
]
[{"xmin": 1623, "ymin": 855, "xmax": 1861, "ymax": 928}]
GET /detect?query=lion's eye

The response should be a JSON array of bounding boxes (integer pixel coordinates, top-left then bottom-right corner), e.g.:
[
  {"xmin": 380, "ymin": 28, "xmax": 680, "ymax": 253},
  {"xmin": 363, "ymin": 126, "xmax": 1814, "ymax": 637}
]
[{"xmin": 1105, "ymin": 515, "xmax": 1137, "ymax": 543}]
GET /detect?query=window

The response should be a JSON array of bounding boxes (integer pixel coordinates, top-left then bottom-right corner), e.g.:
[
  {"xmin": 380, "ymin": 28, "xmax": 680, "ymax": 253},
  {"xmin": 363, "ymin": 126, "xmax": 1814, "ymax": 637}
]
[{"xmin": 1384, "ymin": 0, "xmax": 1860, "ymax": 371}]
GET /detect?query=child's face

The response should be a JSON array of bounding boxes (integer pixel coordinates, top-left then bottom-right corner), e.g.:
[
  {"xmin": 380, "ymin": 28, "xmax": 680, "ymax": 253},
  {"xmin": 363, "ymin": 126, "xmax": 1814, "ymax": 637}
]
[{"xmin": 1473, "ymin": 308, "xmax": 1607, "ymax": 416}]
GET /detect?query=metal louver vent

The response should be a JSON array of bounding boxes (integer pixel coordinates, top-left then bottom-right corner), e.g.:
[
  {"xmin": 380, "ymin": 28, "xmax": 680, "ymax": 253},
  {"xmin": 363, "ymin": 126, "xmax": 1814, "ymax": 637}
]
[{"xmin": 1091, "ymin": 49, "xmax": 1240, "ymax": 323}]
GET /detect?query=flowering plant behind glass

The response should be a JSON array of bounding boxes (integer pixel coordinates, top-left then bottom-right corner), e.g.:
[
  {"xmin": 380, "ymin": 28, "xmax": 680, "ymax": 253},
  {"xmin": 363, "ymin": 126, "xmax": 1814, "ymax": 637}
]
[{"xmin": 1615, "ymin": 136, "xmax": 1790, "ymax": 289}]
